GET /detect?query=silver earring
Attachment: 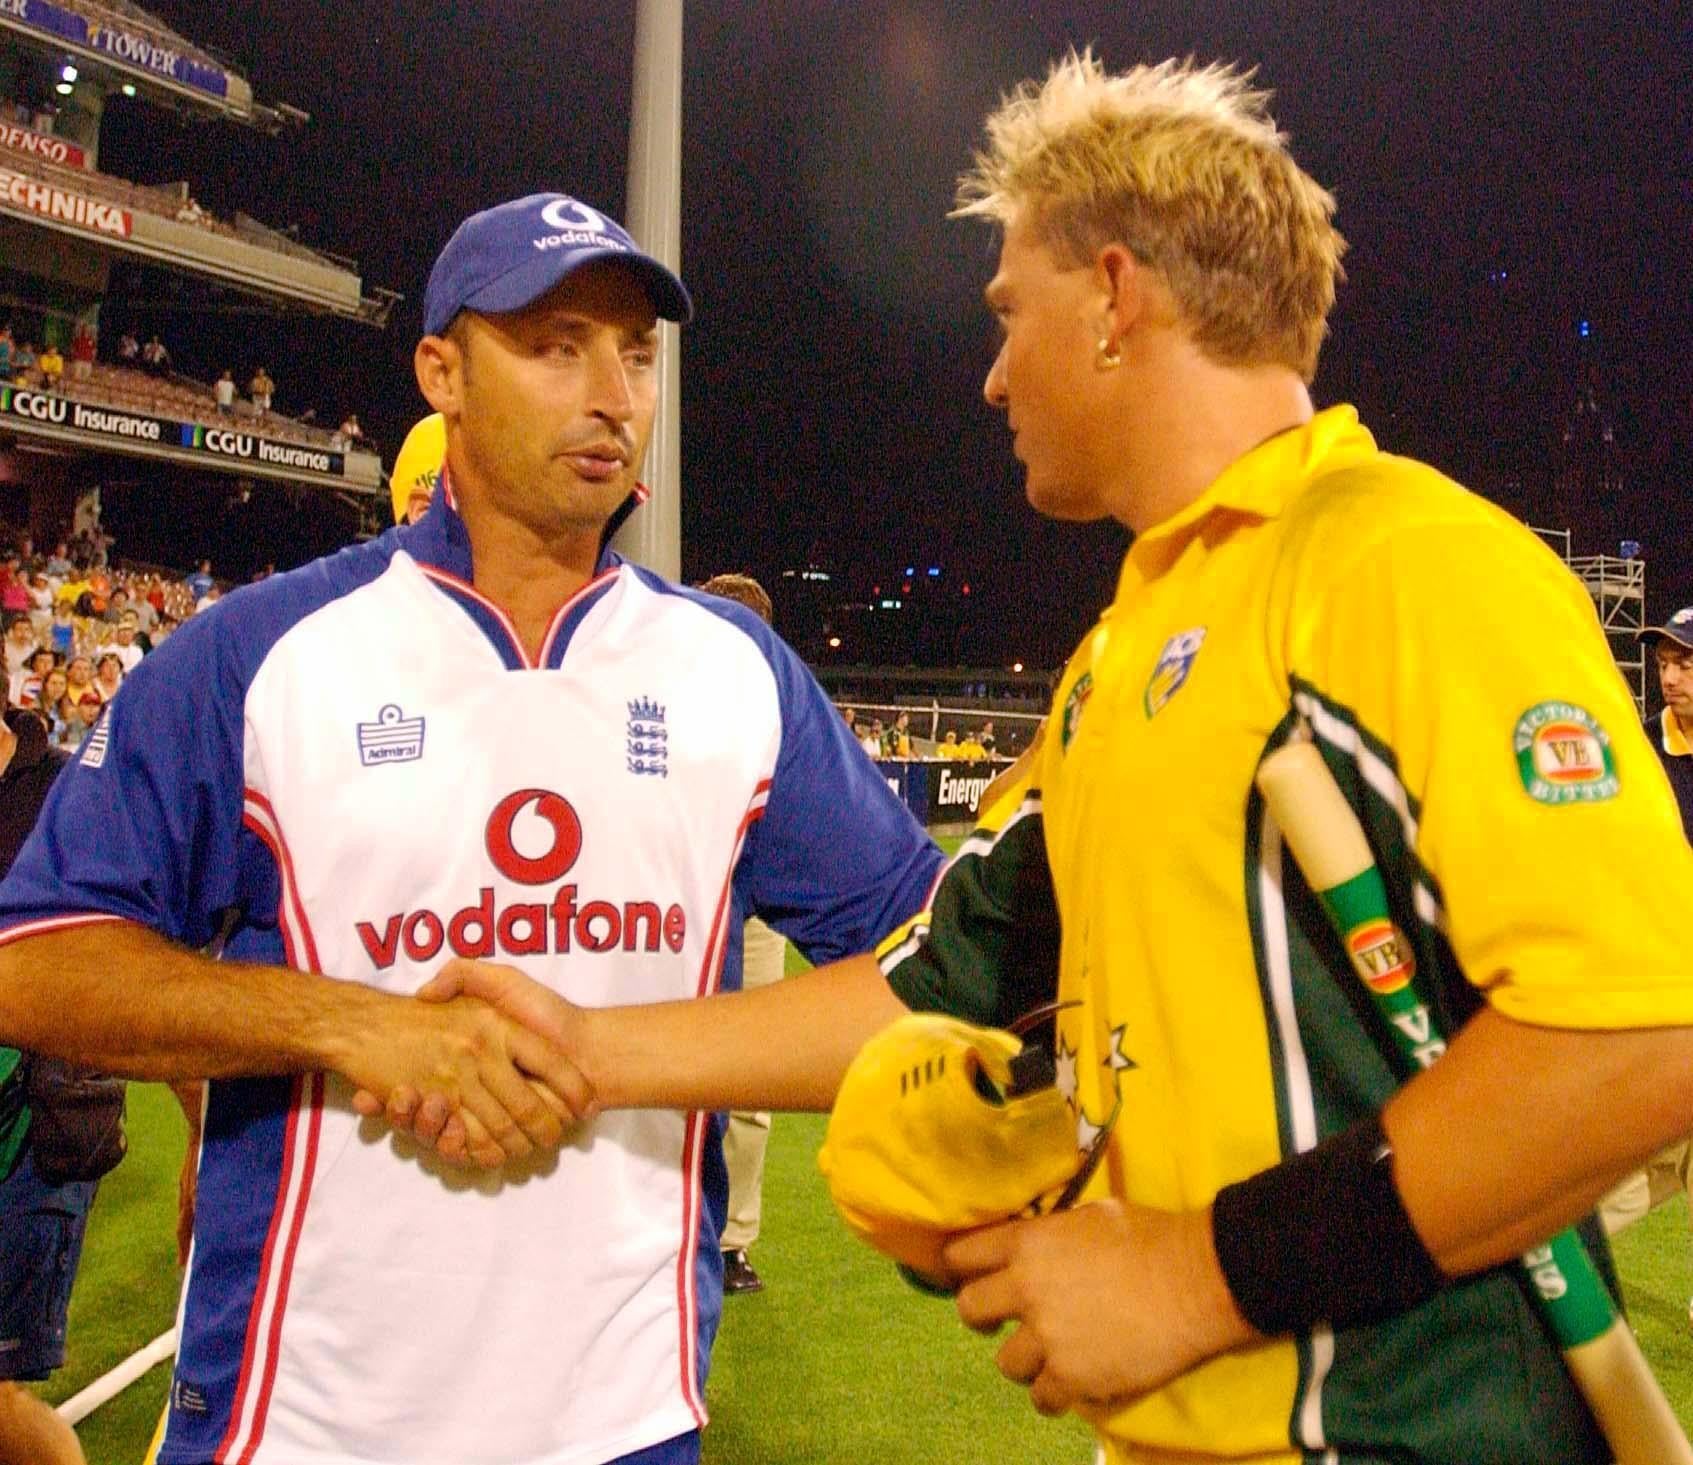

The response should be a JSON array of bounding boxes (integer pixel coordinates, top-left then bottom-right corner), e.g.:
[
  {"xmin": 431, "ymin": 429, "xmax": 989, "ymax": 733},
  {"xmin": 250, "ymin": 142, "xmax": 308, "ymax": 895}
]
[{"xmin": 1097, "ymin": 338, "xmax": 1122, "ymax": 369}]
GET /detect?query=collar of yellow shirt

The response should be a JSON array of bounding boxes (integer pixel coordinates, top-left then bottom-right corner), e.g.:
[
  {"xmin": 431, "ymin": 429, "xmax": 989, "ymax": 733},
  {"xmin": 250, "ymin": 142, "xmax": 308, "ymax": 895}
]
[{"xmin": 1661, "ymin": 706, "xmax": 1691, "ymax": 757}]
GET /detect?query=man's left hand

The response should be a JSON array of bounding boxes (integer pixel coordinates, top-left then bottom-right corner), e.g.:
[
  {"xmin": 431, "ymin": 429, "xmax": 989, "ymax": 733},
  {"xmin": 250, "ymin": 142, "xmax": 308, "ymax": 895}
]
[{"xmin": 941, "ymin": 1200, "xmax": 1257, "ymax": 1417}]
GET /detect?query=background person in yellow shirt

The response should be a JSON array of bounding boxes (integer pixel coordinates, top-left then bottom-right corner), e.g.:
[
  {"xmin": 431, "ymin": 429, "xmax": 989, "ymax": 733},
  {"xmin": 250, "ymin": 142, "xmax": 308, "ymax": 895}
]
[{"xmin": 368, "ymin": 50, "xmax": 1693, "ymax": 1465}]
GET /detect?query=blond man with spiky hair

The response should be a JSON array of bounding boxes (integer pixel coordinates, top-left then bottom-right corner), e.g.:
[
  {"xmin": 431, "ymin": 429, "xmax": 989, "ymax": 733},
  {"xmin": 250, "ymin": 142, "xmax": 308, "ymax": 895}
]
[
  {"xmin": 920, "ymin": 50, "xmax": 1693, "ymax": 1463},
  {"xmin": 373, "ymin": 53, "xmax": 1693, "ymax": 1465}
]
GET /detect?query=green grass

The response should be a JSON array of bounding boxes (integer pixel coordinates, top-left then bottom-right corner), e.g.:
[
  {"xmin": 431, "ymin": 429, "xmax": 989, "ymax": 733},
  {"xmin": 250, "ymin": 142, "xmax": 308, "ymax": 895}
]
[{"xmin": 25, "ymin": 912, "xmax": 1693, "ymax": 1462}]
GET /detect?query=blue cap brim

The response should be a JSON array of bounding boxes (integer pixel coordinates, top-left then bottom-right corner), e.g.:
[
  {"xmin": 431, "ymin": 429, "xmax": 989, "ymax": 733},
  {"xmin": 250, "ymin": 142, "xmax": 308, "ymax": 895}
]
[{"xmin": 454, "ymin": 246, "xmax": 692, "ymax": 330}]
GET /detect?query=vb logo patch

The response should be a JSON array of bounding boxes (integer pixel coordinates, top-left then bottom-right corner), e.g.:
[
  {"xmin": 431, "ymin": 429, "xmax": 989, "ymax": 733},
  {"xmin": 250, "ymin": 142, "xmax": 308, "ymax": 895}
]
[
  {"xmin": 1060, "ymin": 671, "xmax": 1093, "ymax": 752},
  {"xmin": 1513, "ymin": 701, "xmax": 1619, "ymax": 804},
  {"xmin": 1345, "ymin": 918, "xmax": 1415, "ymax": 995},
  {"xmin": 1143, "ymin": 628, "xmax": 1207, "ymax": 718}
]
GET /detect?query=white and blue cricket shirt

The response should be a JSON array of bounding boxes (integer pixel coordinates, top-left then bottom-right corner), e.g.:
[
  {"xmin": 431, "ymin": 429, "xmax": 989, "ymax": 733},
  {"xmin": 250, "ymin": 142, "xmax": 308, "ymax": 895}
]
[{"xmin": 0, "ymin": 482, "xmax": 943, "ymax": 1465}]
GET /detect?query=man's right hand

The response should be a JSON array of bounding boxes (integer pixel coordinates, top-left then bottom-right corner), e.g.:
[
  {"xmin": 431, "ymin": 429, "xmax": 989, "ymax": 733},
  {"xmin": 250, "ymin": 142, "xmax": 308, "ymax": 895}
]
[
  {"xmin": 340, "ymin": 975, "xmax": 595, "ymax": 1169},
  {"xmin": 348, "ymin": 961, "xmax": 592, "ymax": 1167}
]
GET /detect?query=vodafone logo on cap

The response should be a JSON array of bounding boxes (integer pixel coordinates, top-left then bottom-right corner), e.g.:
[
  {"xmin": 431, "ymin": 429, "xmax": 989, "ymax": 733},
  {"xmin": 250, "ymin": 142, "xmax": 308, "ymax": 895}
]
[
  {"xmin": 540, "ymin": 197, "xmax": 609, "ymax": 234},
  {"xmin": 533, "ymin": 195, "xmax": 626, "ymax": 254}
]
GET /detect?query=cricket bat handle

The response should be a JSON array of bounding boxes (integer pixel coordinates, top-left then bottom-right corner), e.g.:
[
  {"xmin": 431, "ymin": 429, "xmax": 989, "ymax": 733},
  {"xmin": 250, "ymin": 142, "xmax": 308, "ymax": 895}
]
[
  {"xmin": 1256, "ymin": 735, "xmax": 1693, "ymax": 1465},
  {"xmin": 1567, "ymin": 1320, "xmax": 1693, "ymax": 1465}
]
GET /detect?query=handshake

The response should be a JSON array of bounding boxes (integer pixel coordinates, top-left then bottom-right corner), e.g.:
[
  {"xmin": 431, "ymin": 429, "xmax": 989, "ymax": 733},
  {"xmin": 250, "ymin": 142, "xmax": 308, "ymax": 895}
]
[{"xmin": 346, "ymin": 958, "xmax": 598, "ymax": 1169}]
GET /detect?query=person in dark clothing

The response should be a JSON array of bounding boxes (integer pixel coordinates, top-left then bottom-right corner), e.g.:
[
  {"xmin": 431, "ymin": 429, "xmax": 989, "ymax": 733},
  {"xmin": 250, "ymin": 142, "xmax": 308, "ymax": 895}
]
[
  {"xmin": 0, "ymin": 693, "xmax": 90, "ymax": 1465},
  {"xmin": 1597, "ymin": 606, "xmax": 1693, "ymax": 1327},
  {"xmin": 1638, "ymin": 608, "xmax": 1693, "ymax": 835}
]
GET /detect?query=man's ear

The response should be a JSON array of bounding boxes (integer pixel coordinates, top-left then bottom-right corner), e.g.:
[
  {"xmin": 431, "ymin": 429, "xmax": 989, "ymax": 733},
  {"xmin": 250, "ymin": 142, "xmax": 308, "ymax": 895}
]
[
  {"xmin": 415, "ymin": 333, "xmax": 463, "ymax": 418},
  {"xmin": 1095, "ymin": 243, "xmax": 1148, "ymax": 353}
]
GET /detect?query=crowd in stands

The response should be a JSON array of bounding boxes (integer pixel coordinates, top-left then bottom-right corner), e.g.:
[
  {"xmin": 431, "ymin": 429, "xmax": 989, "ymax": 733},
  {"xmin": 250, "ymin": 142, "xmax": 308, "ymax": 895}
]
[
  {"xmin": 0, "ymin": 320, "xmax": 376, "ymax": 457},
  {"xmin": 0, "ymin": 522, "xmax": 227, "ymax": 751},
  {"xmin": 841, "ymin": 707, "xmax": 1002, "ymax": 761}
]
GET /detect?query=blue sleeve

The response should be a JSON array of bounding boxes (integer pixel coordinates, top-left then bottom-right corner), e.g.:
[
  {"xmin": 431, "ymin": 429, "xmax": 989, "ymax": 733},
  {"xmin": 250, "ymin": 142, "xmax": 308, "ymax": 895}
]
[
  {"xmin": 0, "ymin": 612, "xmax": 247, "ymax": 947},
  {"xmin": 733, "ymin": 638, "xmax": 944, "ymax": 966}
]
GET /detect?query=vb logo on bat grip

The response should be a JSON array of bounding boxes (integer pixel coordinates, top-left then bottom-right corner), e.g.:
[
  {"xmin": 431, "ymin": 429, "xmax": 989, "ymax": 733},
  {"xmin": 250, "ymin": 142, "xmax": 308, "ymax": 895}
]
[{"xmin": 1344, "ymin": 917, "xmax": 1415, "ymax": 995}]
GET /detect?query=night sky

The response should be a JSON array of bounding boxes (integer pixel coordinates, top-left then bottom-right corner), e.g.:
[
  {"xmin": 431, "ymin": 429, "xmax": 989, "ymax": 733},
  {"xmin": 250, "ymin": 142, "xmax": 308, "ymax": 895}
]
[{"xmin": 93, "ymin": 1, "xmax": 1692, "ymax": 667}]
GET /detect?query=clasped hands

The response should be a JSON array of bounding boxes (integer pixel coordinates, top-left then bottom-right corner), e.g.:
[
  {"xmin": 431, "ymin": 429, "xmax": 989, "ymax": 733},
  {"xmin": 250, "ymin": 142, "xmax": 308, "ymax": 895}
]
[{"xmin": 348, "ymin": 958, "xmax": 591, "ymax": 1168}]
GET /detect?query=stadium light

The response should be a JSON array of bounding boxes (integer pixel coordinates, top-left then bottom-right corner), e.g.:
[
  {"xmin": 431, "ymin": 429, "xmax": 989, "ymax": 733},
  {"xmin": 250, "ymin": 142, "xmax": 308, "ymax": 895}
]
[
  {"xmin": 828, "ymin": 636, "xmax": 843, "ymax": 649},
  {"xmin": 1012, "ymin": 661, "xmax": 1024, "ymax": 673},
  {"xmin": 121, "ymin": 83, "xmax": 137, "ymax": 97},
  {"xmin": 55, "ymin": 81, "xmax": 73, "ymax": 95},
  {"xmin": 61, "ymin": 64, "xmax": 77, "ymax": 82}
]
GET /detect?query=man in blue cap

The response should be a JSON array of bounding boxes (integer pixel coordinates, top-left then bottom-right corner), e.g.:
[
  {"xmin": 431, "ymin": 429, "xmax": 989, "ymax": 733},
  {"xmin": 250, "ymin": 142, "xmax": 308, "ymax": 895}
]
[
  {"xmin": 0, "ymin": 194, "xmax": 943, "ymax": 1465},
  {"xmin": 1597, "ymin": 605, "xmax": 1693, "ymax": 1324},
  {"xmin": 1635, "ymin": 607, "xmax": 1693, "ymax": 835}
]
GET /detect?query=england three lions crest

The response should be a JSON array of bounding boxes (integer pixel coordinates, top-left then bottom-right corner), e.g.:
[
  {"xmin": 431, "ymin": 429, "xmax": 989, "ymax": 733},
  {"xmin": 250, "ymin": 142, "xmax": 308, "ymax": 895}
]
[
  {"xmin": 627, "ymin": 696, "xmax": 669, "ymax": 777},
  {"xmin": 1143, "ymin": 628, "xmax": 1207, "ymax": 718}
]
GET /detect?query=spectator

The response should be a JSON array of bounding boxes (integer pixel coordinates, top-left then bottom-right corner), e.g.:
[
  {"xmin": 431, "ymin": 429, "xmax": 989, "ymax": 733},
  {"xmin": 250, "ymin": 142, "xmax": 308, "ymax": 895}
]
[
  {"xmin": 884, "ymin": 711, "xmax": 913, "ymax": 758},
  {"xmin": 248, "ymin": 365, "xmax": 274, "ymax": 413},
  {"xmin": 194, "ymin": 585, "xmax": 221, "ymax": 616},
  {"xmin": 50, "ymin": 692, "xmax": 90, "ymax": 750},
  {"xmin": 12, "ymin": 649, "xmax": 55, "ymax": 710},
  {"xmin": 0, "ymin": 326, "xmax": 12, "ymax": 381},
  {"xmin": 141, "ymin": 335, "xmax": 171, "ymax": 376},
  {"xmin": 214, "ymin": 370, "xmax": 236, "ymax": 415},
  {"xmin": 44, "ymin": 544, "xmax": 71, "ymax": 578},
  {"xmin": 978, "ymin": 719, "xmax": 997, "ymax": 755},
  {"xmin": 859, "ymin": 717, "xmax": 884, "ymax": 757},
  {"xmin": 92, "ymin": 653, "xmax": 123, "ymax": 704},
  {"xmin": 955, "ymin": 729, "xmax": 988, "ymax": 760},
  {"xmin": 110, "ymin": 617, "xmax": 143, "ymax": 675},
  {"xmin": 184, "ymin": 560, "xmax": 214, "ymax": 602},
  {"xmin": 151, "ymin": 613, "xmax": 179, "ymax": 648},
  {"xmin": 128, "ymin": 583, "xmax": 158, "ymax": 636},
  {"xmin": 2, "ymin": 617, "xmax": 36, "ymax": 683},
  {"xmin": 10, "ymin": 342, "xmax": 35, "ymax": 385},
  {"xmin": 936, "ymin": 729, "xmax": 960, "ymax": 758},
  {"xmin": 338, "ymin": 412, "xmax": 364, "ymax": 445},
  {"xmin": 26, "ymin": 573, "xmax": 52, "ymax": 621},
  {"xmin": 36, "ymin": 343, "xmax": 63, "ymax": 389},
  {"xmin": 117, "ymin": 331, "xmax": 139, "ymax": 365},
  {"xmin": 62, "ymin": 656, "xmax": 96, "ymax": 712},
  {"xmin": 46, "ymin": 604, "xmax": 74, "ymax": 660},
  {"xmin": 68, "ymin": 323, "xmax": 94, "ymax": 383},
  {"xmin": 841, "ymin": 706, "xmax": 857, "ymax": 737},
  {"xmin": 38, "ymin": 670, "xmax": 69, "ymax": 742}
]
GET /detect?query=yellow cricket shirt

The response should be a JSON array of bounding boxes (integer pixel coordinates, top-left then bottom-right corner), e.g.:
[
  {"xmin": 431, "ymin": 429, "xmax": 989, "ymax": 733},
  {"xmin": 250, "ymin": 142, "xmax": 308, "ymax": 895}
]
[
  {"xmin": 1044, "ymin": 404, "xmax": 1693, "ymax": 1462},
  {"xmin": 886, "ymin": 405, "xmax": 1693, "ymax": 1463}
]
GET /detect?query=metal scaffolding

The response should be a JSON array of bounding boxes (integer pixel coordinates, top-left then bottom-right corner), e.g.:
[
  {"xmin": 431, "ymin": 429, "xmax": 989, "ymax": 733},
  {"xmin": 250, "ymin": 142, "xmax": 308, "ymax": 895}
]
[{"xmin": 1532, "ymin": 527, "xmax": 1647, "ymax": 714}]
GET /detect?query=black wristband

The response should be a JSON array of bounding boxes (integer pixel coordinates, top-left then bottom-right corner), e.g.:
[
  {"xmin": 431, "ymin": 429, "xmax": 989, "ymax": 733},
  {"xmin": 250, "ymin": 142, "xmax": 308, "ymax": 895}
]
[{"xmin": 1211, "ymin": 1115, "xmax": 1446, "ymax": 1335}]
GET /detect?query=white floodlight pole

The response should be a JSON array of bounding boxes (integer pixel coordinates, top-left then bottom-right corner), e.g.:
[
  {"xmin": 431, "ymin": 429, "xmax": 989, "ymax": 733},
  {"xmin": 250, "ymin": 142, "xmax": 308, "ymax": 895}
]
[{"xmin": 615, "ymin": 0, "xmax": 684, "ymax": 579}]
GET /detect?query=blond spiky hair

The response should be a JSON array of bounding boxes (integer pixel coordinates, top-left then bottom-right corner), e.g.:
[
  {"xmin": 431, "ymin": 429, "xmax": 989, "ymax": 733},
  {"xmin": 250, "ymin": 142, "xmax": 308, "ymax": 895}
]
[{"xmin": 955, "ymin": 51, "xmax": 1346, "ymax": 381}]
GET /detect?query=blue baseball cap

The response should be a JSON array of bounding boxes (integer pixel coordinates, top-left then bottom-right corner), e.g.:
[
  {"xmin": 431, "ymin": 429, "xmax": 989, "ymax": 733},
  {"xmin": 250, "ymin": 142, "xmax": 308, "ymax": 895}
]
[
  {"xmin": 1640, "ymin": 607, "xmax": 1693, "ymax": 650},
  {"xmin": 423, "ymin": 193, "xmax": 692, "ymax": 337}
]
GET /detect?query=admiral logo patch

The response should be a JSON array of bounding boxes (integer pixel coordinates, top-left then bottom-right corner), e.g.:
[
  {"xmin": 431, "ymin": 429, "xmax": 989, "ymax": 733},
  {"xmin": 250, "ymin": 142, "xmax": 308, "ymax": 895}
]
[
  {"xmin": 1514, "ymin": 701, "xmax": 1619, "ymax": 804},
  {"xmin": 1143, "ymin": 628, "xmax": 1206, "ymax": 718},
  {"xmin": 357, "ymin": 704, "xmax": 425, "ymax": 766}
]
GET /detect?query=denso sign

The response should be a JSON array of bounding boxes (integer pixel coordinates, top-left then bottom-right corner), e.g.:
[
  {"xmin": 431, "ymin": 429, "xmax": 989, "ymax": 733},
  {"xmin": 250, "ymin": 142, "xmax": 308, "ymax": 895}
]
[{"xmin": 0, "ymin": 122, "xmax": 88, "ymax": 169}]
